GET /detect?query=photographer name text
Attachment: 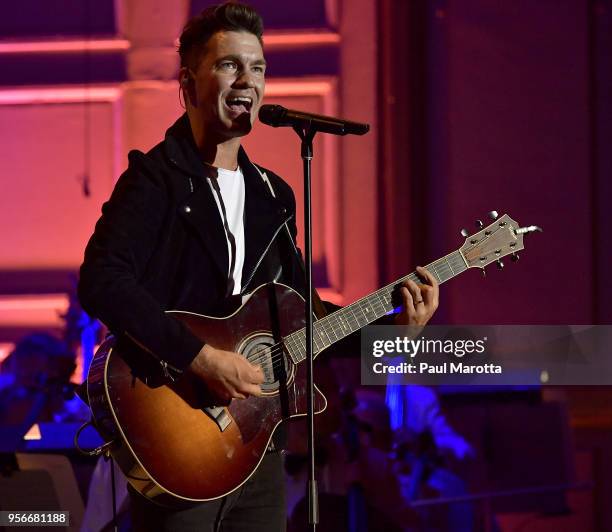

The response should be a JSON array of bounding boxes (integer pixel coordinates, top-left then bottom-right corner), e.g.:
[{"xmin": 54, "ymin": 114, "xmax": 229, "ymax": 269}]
[{"xmin": 372, "ymin": 361, "xmax": 502, "ymax": 374}]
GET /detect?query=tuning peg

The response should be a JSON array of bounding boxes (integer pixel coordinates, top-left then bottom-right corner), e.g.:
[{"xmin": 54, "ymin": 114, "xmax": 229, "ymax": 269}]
[
  {"xmin": 460, "ymin": 228, "xmax": 470, "ymax": 237},
  {"xmin": 496, "ymin": 259, "xmax": 504, "ymax": 270},
  {"xmin": 475, "ymin": 220, "xmax": 483, "ymax": 229},
  {"xmin": 488, "ymin": 210, "xmax": 499, "ymax": 220},
  {"xmin": 515, "ymin": 225, "xmax": 543, "ymax": 235},
  {"xmin": 511, "ymin": 252, "xmax": 519, "ymax": 262}
]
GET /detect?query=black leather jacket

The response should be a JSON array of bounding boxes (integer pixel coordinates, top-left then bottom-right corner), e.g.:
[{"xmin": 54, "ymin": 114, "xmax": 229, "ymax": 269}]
[{"xmin": 78, "ymin": 114, "xmax": 306, "ymax": 372}]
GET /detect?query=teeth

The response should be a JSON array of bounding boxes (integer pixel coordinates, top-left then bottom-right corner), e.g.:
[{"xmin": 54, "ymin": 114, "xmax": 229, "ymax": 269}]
[{"xmin": 227, "ymin": 97, "xmax": 252, "ymax": 105}]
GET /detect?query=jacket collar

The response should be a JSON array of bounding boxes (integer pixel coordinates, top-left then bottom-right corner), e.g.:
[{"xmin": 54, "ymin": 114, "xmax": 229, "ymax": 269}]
[{"xmin": 163, "ymin": 113, "xmax": 206, "ymax": 178}]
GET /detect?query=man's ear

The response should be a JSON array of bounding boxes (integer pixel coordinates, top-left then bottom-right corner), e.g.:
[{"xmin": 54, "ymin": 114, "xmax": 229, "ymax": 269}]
[{"xmin": 179, "ymin": 68, "xmax": 193, "ymax": 106}]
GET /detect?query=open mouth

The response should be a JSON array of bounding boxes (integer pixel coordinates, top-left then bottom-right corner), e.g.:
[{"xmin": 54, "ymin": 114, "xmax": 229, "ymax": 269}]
[{"xmin": 225, "ymin": 96, "xmax": 253, "ymax": 114}]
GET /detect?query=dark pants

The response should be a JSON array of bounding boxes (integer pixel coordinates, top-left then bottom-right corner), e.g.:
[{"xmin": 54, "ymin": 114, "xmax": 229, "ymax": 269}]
[{"xmin": 129, "ymin": 451, "xmax": 286, "ymax": 532}]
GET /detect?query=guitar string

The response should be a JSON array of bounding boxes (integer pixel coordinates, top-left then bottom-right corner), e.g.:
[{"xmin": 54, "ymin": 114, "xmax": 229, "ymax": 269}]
[
  {"xmin": 243, "ymin": 260, "xmax": 461, "ymax": 373},
  {"xmin": 244, "ymin": 257, "xmax": 463, "ymax": 372},
  {"xmin": 244, "ymin": 282, "xmax": 397, "ymax": 368},
  {"xmin": 252, "ymin": 248, "xmax": 472, "ymax": 371},
  {"xmin": 248, "ymin": 295, "xmax": 388, "ymax": 370},
  {"xmin": 238, "ymin": 241, "xmax": 497, "ymax": 378}
]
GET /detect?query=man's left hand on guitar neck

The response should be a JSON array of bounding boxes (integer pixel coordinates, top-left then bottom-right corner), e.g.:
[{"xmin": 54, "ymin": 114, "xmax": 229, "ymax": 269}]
[{"xmin": 394, "ymin": 266, "xmax": 439, "ymax": 328}]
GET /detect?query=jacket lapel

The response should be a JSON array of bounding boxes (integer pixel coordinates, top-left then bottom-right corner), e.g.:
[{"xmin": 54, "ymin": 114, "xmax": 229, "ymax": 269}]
[
  {"xmin": 178, "ymin": 183, "xmax": 229, "ymax": 280},
  {"xmin": 163, "ymin": 114, "xmax": 290, "ymax": 289},
  {"xmin": 164, "ymin": 115, "xmax": 229, "ymax": 280},
  {"xmin": 239, "ymin": 149, "xmax": 289, "ymax": 290}
]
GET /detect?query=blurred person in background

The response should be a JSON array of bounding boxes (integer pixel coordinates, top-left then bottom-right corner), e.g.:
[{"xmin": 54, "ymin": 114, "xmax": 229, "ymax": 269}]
[
  {"xmin": 0, "ymin": 332, "xmax": 88, "ymax": 427},
  {"xmin": 386, "ymin": 384, "xmax": 475, "ymax": 531}
]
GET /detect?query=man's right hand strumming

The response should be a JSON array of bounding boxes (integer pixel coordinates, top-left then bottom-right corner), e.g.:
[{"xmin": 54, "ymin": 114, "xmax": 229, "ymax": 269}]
[{"xmin": 188, "ymin": 344, "xmax": 264, "ymax": 403}]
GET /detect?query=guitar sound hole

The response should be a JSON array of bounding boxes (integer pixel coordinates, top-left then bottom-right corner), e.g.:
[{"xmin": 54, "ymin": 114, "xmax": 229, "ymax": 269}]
[{"xmin": 239, "ymin": 333, "xmax": 292, "ymax": 393}]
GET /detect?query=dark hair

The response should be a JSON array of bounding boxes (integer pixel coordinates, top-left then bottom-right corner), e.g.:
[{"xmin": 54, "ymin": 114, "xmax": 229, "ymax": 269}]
[{"xmin": 178, "ymin": 2, "xmax": 264, "ymax": 70}]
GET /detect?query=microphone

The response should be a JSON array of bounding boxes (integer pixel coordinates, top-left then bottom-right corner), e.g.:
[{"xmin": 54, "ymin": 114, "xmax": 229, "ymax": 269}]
[{"xmin": 258, "ymin": 104, "xmax": 369, "ymax": 136}]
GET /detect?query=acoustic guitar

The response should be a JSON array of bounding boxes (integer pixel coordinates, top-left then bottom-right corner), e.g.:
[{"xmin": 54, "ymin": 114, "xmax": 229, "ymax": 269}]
[{"xmin": 85, "ymin": 213, "xmax": 540, "ymax": 505}]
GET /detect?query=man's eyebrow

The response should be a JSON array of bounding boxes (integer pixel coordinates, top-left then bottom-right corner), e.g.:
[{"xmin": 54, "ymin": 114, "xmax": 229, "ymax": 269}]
[{"xmin": 217, "ymin": 54, "xmax": 267, "ymax": 65}]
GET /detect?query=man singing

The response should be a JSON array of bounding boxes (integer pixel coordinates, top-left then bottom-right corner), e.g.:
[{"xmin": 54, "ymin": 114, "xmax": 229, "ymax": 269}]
[{"xmin": 78, "ymin": 3, "xmax": 439, "ymax": 530}]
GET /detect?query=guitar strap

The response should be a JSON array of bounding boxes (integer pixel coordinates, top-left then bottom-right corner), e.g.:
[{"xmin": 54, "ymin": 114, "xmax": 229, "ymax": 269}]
[{"xmin": 252, "ymin": 164, "xmax": 330, "ymax": 319}]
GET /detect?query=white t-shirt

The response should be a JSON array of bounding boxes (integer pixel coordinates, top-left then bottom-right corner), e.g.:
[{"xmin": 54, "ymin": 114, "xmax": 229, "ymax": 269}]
[{"xmin": 207, "ymin": 166, "xmax": 245, "ymax": 295}]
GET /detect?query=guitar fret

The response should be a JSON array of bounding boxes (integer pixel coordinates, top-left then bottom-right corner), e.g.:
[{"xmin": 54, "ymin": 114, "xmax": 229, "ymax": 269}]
[
  {"xmin": 339, "ymin": 313, "xmax": 351, "ymax": 334},
  {"xmin": 328, "ymin": 317, "xmax": 344, "ymax": 338},
  {"xmin": 295, "ymin": 332, "xmax": 306, "ymax": 360},
  {"xmin": 357, "ymin": 301, "xmax": 367, "ymax": 327},
  {"xmin": 430, "ymin": 266, "xmax": 443, "ymax": 284},
  {"xmin": 348, "ymin": 310, "xmax": 359, "ymax": 330},
  {"xmin": 284, "ymin": 335, "xmax": 297, "ymax": 363},
  {"xmin": 348, "ymin": 305, "xmax": 360, "ymax": 330},
  {"xmin": 290, "ymin": 334, "xmax": 300, "ymax": 360},
  {"xmin": 446, "ymin": 257, "xmax": 455, "ymax": 276},
  {"xmin": 314, "ymin": 326, "xmax": 326, "ymax": 350},
  {"xmin": 322, "ymin": 327, "xmax": 332, "ymax": 348},
  {"xmin": 378, "ymin": 292, "xmax": 393, "ymax": 314},
  {"xmin": 382, "ymin": 290, "xmax": 392, "ymax": 309},
  {"xmin": 327, "ymin": 321, "xmax": 339, "ymax": 342},
  {"xmin": 313, "ymin": 334, "xmax": 323, "ymax": 353},
  {"xmin": 289, "ymin": 250, "xmax": 472, "ymax": 363},
  {"xmin": 436, "ymin": 262, "xmax": 450, "ymax": 283},
  {"xmin": 321, "ymin": 324, "xmax": 333, "ymax": 345},
  {"xmin": 433, "ymin": 270, "xmax": 443, "ymax": 283},
  {"xmin": 450, "ymin": 252, "xmax": 467, "ymax": 274}
]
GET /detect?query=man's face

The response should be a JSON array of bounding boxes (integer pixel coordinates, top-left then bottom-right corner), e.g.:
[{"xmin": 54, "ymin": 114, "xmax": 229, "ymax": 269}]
[{"xmin": 188, "ymin": 30, "xmax": 266, "ymax": 139}]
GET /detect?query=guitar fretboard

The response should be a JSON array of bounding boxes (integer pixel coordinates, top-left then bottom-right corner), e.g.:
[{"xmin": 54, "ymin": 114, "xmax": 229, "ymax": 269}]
[{"xmin": 283, "ymin": 250, "xmax": 468, "ymax": 363}]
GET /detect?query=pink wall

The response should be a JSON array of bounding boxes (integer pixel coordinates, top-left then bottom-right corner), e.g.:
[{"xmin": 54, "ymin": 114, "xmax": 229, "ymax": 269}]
[
  {"xmin": 0, "ymin": 0, "xmax": 379, "ymax": 343},
  {"xmin": 1, "ymin": 1, "xmax": 605, "ymax": 335},
  {"xmin": 379, "ymin": 0, "xmax": 601, "ymax": 327},
  {"xmin": 443, "ymin": 0, "xmax": 592, "ymax": 326}
]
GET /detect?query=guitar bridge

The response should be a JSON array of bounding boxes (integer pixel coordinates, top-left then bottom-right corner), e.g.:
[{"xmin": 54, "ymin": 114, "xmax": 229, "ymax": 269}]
[{"xmin": 203, "ymin": 406, "xmax": 232, "ymax": 432}]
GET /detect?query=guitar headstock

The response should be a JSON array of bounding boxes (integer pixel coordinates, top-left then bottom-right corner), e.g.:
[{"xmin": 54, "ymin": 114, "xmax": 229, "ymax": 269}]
[{"xmin": 459, "ymin": 213, "xmax": 542, "ymax": 271}]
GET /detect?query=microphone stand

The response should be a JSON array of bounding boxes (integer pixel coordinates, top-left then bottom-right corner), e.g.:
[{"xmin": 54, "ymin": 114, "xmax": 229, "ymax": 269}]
[{"xmin": 292, "ymin": 123, "xmax": 318, "ymax": 531}]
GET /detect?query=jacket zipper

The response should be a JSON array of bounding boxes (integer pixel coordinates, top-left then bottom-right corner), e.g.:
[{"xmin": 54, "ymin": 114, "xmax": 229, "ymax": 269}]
[
  {"xmin": 125, "ymin": 332, "xmax": 182, "ymax": 381},
  {"xmin": 240, "ymin": 214, "xmax": 294, "ymax": 296}
]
